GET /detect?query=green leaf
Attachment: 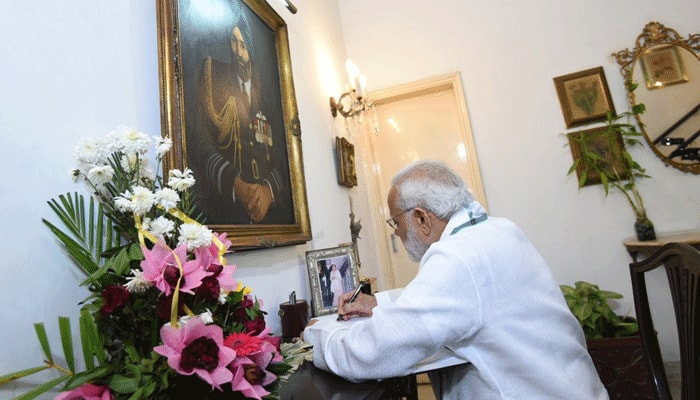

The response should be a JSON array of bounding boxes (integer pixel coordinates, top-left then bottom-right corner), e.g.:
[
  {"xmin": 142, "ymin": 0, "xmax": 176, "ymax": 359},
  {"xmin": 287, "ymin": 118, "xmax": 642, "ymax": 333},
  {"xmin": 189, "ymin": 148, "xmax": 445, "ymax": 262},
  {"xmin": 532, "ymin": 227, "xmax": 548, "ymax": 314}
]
[
  {"xmin": 43, "ymin": 192, "xmax": 123, "ymax": 278},
  {"xmin": 62, "ymin": 365, "xmax": 112, "ymax": 391},
  {"xmin": 58, "ymin": 317, "xmax": 75, "ymax": 373},
  {"xmin": 79, "ymin": 309, "xmax": 106, "ymax": 368},
  {"xmin": 33, "ymin": 323, "xmax": 52, "ymax": 363},
  {"xmin": 12, "ymin": 375, "xmax": 70, "ymax": 400},
  {"xmin": 0, "ymin": 366, "xmax": 50, "ymax": 385}
]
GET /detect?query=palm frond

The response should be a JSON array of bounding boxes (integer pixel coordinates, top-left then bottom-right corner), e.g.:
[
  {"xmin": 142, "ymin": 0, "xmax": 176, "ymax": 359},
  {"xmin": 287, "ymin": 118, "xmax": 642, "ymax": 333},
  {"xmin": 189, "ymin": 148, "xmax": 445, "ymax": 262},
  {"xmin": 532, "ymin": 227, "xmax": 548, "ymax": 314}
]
[{"xmin": 42, "ymin": 192, "xmax": 122, "ymax": 279}]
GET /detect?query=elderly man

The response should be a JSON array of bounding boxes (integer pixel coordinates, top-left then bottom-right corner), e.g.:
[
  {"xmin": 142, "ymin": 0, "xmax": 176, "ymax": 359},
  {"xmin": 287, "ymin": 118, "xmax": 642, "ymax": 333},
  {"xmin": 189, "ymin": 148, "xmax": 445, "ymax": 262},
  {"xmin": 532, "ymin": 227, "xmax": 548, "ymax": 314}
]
[{"xmin": 304, "ymin": 160, "xmax": 608, "ymax": 399}]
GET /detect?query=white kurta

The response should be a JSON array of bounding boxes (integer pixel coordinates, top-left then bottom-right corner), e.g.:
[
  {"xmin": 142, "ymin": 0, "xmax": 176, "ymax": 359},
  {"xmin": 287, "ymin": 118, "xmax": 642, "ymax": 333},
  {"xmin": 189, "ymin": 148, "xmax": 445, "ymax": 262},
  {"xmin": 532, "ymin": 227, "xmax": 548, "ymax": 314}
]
[{"xmin": 304, "ymin": 206, "xmax": 608, "ymax": 399}]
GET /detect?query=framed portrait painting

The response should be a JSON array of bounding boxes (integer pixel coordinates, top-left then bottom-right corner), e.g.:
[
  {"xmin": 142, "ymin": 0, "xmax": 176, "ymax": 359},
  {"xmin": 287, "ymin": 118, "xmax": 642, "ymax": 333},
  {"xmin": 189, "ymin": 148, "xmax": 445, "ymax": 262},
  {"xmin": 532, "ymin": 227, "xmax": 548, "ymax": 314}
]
[
  {"xmin": 554, "ymin": 66, "xmax": 616, "ymax": 128},
  {"xmin": 567, "ymin": 126, "xmax": 629, "ymax": 187},
  {"xmin": 640, "ymin": 45, "xmax": 688, "ymax": 89},
  {"xmin": 305, "ymin": 245, "xmax": 360, "ymax": 317},
  {"xmin": 156, "ymin": 0, "xmax": 311, "ymax": 249}
]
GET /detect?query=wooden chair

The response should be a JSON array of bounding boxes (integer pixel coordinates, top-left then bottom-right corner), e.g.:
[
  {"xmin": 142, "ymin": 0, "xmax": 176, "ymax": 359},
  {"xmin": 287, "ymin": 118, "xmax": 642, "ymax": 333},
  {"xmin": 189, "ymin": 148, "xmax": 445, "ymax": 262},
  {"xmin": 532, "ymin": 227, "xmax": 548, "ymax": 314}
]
[{"xmin": 629, "ymin": 242, "xmax": 700, "ymax": 400}]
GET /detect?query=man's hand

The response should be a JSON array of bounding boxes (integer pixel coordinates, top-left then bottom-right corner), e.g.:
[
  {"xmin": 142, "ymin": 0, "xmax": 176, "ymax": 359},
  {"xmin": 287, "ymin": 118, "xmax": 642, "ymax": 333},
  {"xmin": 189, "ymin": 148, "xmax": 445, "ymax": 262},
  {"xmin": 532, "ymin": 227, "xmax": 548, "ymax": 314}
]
[
  {"xmin": 233, "ymin": 178, "xmax": 273, "ymax": 222},
  {"xmin": 246, "ymin": 183, "xmax": 272, "ymax": 221},
  {"xmin": 337, "ymin": 292, "xmax": 377, "ymax": 320}
]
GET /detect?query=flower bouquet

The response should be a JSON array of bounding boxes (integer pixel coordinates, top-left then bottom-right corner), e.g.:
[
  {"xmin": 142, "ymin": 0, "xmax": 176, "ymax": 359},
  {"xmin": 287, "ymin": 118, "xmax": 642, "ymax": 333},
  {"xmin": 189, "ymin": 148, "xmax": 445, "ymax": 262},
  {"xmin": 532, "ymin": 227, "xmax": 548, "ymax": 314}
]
[{"xmin": 0, "ymin": 126, "xmax": 290, "ymax": 399}]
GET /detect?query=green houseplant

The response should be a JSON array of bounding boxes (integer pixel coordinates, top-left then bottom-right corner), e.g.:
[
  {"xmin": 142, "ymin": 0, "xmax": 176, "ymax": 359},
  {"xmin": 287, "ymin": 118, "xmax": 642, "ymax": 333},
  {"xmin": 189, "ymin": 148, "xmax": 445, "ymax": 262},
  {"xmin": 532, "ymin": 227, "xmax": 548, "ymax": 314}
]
[
  {"xmin": 566, "ymin": 101, "xmax": 656, "ymax": 241},
  {"xmin": 560, "ymin": 281, "xmax": 638, "ymax": 339},
  {"xmin": 561, "ymin": 281, "xmax": 656, "ymax": 399}
]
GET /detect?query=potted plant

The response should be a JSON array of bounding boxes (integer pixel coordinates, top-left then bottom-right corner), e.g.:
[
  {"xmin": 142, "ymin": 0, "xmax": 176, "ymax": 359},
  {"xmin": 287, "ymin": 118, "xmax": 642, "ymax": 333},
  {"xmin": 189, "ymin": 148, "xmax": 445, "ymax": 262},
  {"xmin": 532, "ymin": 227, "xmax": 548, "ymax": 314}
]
[
  {"xmin": 561, "ymin": 281, "xmax": 638, "ymax": 338},
  {"xmin": 567, "ymin": 101, "xmax": 656, "ymax": 241},
  {"xmin": 561, "ymin": 281, "xmax": 654, "ymax": 400}
]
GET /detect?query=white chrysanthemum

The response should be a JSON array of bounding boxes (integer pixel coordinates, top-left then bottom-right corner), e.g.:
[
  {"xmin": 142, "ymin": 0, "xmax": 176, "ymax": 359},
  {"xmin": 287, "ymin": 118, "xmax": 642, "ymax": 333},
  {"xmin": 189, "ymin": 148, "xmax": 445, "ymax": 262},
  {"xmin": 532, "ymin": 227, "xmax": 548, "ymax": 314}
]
[
  {"xmin": 120, "ymin": 153, "xmax": 138, "ymax": 174},
  {"xmin": 139, "ymin": 165, "xmax": 155, "ymax": 184},
  {"xmin": 113, "ymin": 191, "xmax": 133, "ymax": 212},
  {"xmin": 168, "ymin": 168, "xmax": 196, "ymax": 192},
  {"xmin": 154, "ymin": 135, "xmax": 173, "ymax": 158},
  {"xmin": 198, "ymin": 309, "xmax": 214, "ymax": 324},
  {"xmin": 86, "ymin": 165, "xmax": 115, "ymax": 186},
  {"xmin": 177, "ymin": 223, "xmax": 212, "ymax": 250},
  {"xmin": 149, "ymin": 216, "xmax": 175, "ymax": 239},
  {"xmin": 130, "ymin": 186, "xmax": 155, "ymax": 215},
  {"xmin": 219, "ymin": 289, "xmax": 230, "ymax": 304},
  {"xmin": 124, "ymin": 269, "xmax": 153, "ymax": 293},
  {"xmin": 75, "ymin": 137, "xmax": 110, "ymax": 165},
  {"xmin": 155, "ymin": 188, "xmax": 180, "ymax": 210},
  {"xmin": 177, "ymin": 314, "xmax": 193, "ymax": 326},
  {"xmin": 109, "ymin": 125, "xmax": 151, "ymax": 155}
]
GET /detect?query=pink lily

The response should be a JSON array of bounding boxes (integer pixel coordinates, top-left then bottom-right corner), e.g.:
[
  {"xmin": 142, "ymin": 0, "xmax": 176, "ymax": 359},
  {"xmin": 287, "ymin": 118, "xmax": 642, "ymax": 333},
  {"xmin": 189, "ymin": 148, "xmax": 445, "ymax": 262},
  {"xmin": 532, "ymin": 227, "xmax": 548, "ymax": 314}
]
[{"xmin": 154, "ymin": 317, "xmax": 236, "ymax": 390}]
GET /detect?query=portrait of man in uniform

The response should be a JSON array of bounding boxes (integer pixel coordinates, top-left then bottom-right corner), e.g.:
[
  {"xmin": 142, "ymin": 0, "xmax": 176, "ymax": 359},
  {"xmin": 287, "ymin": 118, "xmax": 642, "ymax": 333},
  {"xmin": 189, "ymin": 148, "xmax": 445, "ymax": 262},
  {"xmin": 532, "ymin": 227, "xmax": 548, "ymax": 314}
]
[{"xmin": 179, "ymin": 0, "xmax": 295, "ymax": 226}]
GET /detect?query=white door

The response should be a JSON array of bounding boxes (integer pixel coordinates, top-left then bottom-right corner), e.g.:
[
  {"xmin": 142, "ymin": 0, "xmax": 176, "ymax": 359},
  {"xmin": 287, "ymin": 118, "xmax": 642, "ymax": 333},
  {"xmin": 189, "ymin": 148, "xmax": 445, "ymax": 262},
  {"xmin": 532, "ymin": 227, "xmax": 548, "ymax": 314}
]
[{"xmin": 355, "ymin": 73, "xmax": 487, "ymax": 289}]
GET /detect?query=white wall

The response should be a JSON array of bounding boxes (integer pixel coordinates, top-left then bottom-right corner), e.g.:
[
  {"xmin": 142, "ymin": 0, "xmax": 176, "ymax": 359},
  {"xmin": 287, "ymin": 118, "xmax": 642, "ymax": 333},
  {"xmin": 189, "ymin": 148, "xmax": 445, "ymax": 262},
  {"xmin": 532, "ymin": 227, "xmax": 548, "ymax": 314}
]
[
  {"xmin": 339, "ymin": 0, "xmax": 700, "ymax": 361},
  {"xmin": 0, "ymin": 1, "xmax": 356, "ymax": 396},
  {"xmin": 1, "ymin": 0, "xmax": 699, "ymax": 396}
]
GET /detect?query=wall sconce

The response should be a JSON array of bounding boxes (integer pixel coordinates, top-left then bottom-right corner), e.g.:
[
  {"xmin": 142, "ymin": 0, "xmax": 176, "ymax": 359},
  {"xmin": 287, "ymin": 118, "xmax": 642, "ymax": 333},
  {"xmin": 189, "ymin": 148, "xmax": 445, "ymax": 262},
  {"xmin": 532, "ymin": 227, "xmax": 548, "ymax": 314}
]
[{"xmin": 330, "ymin": 60, "xmax": 374, "ymax": 119}]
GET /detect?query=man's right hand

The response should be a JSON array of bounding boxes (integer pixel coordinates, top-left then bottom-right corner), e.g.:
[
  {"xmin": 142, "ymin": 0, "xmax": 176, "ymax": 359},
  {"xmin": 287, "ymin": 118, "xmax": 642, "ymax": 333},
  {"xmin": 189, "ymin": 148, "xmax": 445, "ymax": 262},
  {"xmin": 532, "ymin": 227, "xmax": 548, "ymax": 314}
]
[{"xmin": 337, "ymin": 292, "xmax": 377, "ymax": 320}]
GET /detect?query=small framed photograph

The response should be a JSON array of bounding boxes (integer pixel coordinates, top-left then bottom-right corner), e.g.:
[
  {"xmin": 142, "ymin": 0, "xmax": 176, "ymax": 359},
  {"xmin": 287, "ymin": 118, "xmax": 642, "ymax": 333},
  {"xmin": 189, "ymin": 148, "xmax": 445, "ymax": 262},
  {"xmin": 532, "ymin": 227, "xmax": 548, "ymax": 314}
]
[
  {"xmin": 305, "ymin": 245, "xmax": 360, "ymax": 317},
  {"xmin": 567, "ymin": 126, "xmax": 628, "ymax": 187},
  {"xmin": 335, "ymin": 137, "xmax": 358, "ymax": 187},
  {"xmin": 554, "ymin": 66, "xmax": 616, "ymax": 128},
  {"xmin": 640, "ymin": 45, "xmax": 688, "ymax": 89}
]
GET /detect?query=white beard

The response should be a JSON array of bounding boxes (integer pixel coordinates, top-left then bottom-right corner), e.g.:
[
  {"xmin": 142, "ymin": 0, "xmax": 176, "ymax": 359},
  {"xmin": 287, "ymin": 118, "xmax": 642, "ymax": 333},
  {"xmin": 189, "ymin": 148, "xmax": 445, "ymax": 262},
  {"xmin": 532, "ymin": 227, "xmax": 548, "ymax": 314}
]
[{"xmin": 404, "ymin": 218, "xmax": 429, "ymax": 262}]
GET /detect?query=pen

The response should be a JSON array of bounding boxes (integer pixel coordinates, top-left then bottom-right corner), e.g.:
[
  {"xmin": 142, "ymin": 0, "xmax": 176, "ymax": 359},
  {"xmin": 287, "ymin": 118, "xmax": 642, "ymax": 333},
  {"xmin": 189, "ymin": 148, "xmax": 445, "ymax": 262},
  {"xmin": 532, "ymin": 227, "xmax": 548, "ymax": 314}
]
[{"xmin": 337, "ymin": 282, "xmax": 365, "ymax": 320}]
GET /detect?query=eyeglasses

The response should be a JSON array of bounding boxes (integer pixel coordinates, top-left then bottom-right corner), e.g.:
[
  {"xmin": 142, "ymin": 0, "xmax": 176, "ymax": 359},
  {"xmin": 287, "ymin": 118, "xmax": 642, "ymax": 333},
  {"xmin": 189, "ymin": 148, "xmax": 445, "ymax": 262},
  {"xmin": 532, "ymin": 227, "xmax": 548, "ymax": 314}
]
[{"xmin": 385, "ymin": 208, "xmax": 413, "ymax": 230}]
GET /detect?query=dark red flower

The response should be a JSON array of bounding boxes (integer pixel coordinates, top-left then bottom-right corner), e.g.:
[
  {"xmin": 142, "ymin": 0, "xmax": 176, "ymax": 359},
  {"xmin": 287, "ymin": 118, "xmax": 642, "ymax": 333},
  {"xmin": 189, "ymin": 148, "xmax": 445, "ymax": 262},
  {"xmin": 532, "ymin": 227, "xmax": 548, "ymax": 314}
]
[
  {"xmin": 163, "ymin": 264, "xmax": 181, "ymax": 288},
  {"xmin": 244, "ymin": 364, "xmax": 265, "ymax": 385},
  {"xmin": 245, "ymin": 317, "xmax": 266, "ymax": 336},
  {"xmin": 195, "ymin": 276, "xmax": 220, "ymax": 302},
  {"xmin": 180, "ymin": 337, "xmax": 220, "ymax": 373},
  {"xmin": 101, "ymin": 285, "xmax": 130, "ymax": 315},
  {"xmin": 157, "ymin": 295, "xmax": 185, "ymax": 321}
]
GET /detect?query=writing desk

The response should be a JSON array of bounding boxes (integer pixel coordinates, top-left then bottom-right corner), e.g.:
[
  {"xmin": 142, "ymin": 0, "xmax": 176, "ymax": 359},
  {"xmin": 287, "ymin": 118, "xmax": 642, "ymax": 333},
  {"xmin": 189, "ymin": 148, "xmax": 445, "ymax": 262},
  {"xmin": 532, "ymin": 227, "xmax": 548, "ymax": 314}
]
[
  {"xmin": 623, "ymin": 231, "xmax": 700, "ymax": 262},
  {"xmin": 280, "ymin": 360, "xmax": 418, "ymax": 400}
]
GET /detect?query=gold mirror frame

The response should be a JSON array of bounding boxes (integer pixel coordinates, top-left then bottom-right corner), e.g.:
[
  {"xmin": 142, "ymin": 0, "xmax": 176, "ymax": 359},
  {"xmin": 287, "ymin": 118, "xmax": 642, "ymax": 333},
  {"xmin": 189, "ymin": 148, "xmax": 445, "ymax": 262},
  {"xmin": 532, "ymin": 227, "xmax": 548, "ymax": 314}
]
[{"xmin": 613, "ymin": 21, "xmax": 700, "ymax": 174}]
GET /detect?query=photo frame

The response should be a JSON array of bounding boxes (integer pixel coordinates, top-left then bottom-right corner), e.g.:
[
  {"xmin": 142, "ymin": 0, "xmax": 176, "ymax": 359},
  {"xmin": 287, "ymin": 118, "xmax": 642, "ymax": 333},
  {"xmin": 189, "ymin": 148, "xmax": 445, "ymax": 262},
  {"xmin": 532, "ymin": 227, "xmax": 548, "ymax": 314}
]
[
  {"xmin": 335, "ymin": 137, "xmax": 358, "ymax": 187},
  {"xmin": 554, "ymin": 66, "xmax": 616, "ymax": 128},
  {"xmin": 567, "ymin": 126, "xmax": 628, "ymax": 187},
  {"xmin": 640, "ymin": 45, "xmax": 688, "ymax": 89},
  {"xmin": 305, "ymin": 245, "xmax": 360, "ymax": 317},
  {"xmin": 156, "ymin": 0, "xmax": 311, "ymax": 249}
]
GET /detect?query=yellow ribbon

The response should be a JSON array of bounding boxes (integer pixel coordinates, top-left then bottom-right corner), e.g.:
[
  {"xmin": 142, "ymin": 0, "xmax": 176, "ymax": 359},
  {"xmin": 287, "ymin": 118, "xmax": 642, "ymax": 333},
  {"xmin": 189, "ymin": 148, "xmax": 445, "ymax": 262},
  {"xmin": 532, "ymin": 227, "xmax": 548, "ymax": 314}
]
[{"xmin": 134, "ymin": 207, "xmax": 231, "ymax": 327}]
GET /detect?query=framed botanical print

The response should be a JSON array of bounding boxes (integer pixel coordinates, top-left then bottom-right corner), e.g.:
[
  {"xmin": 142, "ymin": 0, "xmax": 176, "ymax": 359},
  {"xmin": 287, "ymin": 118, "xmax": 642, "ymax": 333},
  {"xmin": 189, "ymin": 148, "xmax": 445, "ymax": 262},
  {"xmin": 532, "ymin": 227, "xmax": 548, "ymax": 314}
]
[
  {"xmin": 567, "ymin": 126, "xmax": 629, "ymax": 187},
  {"xmin": 156, "ymin": 0, "xmax": 311, "ymax": 249},
  {"xmin": 554, "ymin": 66, "xmax": 616, "ymax": 128},
  {"xmin": 640, "ymin": 45, "xmax": 688, "ymax": 89}
]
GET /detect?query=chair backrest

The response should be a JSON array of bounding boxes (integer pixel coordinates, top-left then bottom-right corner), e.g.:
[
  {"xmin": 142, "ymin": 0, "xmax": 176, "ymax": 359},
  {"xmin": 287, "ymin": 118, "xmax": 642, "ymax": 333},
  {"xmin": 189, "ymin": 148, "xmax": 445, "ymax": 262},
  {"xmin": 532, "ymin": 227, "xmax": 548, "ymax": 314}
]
[{"xmin": 629, "ymin": 242, "xmax": 700, "ymax": 400}]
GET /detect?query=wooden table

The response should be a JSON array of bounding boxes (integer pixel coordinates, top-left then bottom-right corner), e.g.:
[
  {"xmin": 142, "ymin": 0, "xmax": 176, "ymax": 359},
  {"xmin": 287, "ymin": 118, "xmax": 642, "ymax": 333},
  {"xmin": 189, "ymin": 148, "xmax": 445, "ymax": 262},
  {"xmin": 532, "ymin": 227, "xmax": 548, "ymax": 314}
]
[{"xmin": 623, "ymin": 231, "xmax": 700, "ymax": 262}]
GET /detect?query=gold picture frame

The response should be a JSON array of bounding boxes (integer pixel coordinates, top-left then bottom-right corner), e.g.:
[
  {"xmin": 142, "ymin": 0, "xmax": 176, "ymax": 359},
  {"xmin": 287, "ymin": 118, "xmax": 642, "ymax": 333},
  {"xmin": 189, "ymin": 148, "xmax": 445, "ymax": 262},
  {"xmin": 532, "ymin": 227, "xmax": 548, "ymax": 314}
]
[
  {"xmin": 567, "ymin": 126, "xmax": 629, "ymax": 187},
  {"xmin": 639, "ymin": 45, "xmax": 688, "ymax": 90},
  {"xmin": 305, "ymin": 245, "xmax": 360, "ymax": 317},
  {"xmin": 156, "ymin": 0, "xmax": 311, "ymax": 249},
  {"xmin": 554, "ymin": 66, "xmax": 617, "ymax": 128},
  {"xmin": 335, "ymin": 137, "xmax": 357, "ymax": 187}
]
